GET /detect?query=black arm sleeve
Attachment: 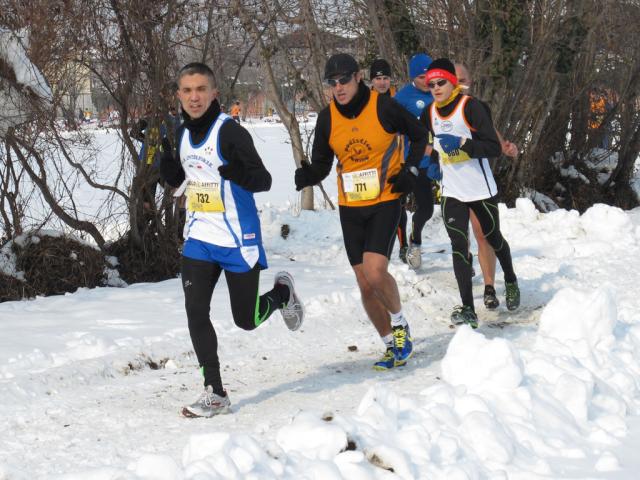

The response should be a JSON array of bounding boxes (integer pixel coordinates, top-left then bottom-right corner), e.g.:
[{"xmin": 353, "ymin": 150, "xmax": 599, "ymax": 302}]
[
  {"xmin": 159, "ymin": 125, "xmax": 185, "ymax": 188},
  {"xmin": 219, "ymin": 121, "xmax": 272, "ymax": 192},
  {"xmin": 460, "ymin": 98, "xmax": 501, "ymax": 158},
  {"xmin": 308, "ymin": 107, "xmax": 335, "ymax": 182},
  {"xmin": 377, "ymin": 95, "xmax": 428, "ymax": 168},
  {"xmin": 418, "ymin": 107, "xmax": 433, "ymax": 135}
]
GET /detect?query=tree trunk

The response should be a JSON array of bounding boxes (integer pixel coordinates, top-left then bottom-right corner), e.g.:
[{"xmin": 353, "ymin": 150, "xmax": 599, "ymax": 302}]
[{"xmin": 233, "ymin": 0, "xmax": 315, "ymax": 209}]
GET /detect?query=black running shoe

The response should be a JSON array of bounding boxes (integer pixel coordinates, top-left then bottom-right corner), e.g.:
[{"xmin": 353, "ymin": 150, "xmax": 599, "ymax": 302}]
[
  {"xmin": 450, "ymin": 305, "xmax": 478, "ymax": 328},
  {"xmin": 505, "ymin": 282, "xmax": 520, "ymax": 311},
  {"xmin": 484, "ymin": 285, "xmax": 499, "ymax": 310}
]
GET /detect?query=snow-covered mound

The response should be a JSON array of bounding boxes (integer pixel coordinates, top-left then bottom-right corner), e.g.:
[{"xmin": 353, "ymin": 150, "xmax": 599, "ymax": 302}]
[{"xmin": 1, "ymin": 198, "xmax": 640, "ymax": 479}]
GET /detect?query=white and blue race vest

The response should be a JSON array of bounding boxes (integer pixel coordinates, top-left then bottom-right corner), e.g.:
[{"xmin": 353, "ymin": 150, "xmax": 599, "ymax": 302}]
[
  {"xmin": 179, "ymin": 113, "xmax": 262, "ymax": 251},
  {"xmin": 430, "ymin": 95, "xmax": 498, "ymax": 202}
]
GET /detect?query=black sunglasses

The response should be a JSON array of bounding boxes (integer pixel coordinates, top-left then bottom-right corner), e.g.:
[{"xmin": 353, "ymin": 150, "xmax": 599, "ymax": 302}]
[
  {"xmin": 326, "ymin": 73, "xmax": 355, "ymax": 87},
  {"xmin": 428, "ymin": 79, "xmax": 448, "ymax": 89}
]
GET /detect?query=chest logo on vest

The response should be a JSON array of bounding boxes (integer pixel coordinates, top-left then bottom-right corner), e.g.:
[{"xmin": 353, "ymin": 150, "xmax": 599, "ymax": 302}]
[
  {"xmin": 416, "ymin": 100, "xmax": 425, "ymax": 110},
  {"xmin": 204, "ymin": 145, "xmax": 214, "ymax": 156},
  {"xmin": 440, "ymin": 120, "xmax": 454, "ymax": 133},
  {"xmin": 345, "ymin": 138, "xmax": 372, "ymax": 162},
  {"xmin": 185, "ymin": 153, "xmax": 214, "ymax": 169}
]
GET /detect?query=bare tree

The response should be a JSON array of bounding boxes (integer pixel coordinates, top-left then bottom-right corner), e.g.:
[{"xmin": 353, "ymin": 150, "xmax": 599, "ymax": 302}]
[{"xmin": 232, "ymin": 0, "xmax": 338, "ymax": 210}]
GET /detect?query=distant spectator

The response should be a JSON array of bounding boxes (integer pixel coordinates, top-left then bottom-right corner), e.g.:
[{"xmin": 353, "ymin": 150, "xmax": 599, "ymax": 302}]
[
  {"xmin": 108, "ymin": 108, "xmax": 120, "ymax": 124},
  {"xmin": 230, "ymin": 101, "xmax": 241, "ymax": 123},
  {"xmin": 589, "ymin": 89, "xmax": 610, "ymax": 149},
  {"xmin": 130, "ymin": 103, "xmax": 178, "ymax": 213},
  {"xmin": 369, "ymin": 58, "xmax": 395, "ymax": 96}
]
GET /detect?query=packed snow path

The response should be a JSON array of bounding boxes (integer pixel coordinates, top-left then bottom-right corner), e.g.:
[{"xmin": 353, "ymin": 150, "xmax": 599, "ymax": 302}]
[{"xmin": 2, "ymin": 199, "xmax": 640, "ymax": 479}]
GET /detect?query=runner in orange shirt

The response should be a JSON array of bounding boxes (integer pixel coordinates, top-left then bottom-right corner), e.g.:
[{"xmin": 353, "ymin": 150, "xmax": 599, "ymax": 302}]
[{"xmin": 295, "ymin": 54, "xmax": 428, "ymax": 370}]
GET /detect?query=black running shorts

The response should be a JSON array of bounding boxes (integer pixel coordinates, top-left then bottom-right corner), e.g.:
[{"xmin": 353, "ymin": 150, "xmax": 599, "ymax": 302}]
[{"xmin": 339, "ymin": 199, "xmax": 402, "ymax": 266}]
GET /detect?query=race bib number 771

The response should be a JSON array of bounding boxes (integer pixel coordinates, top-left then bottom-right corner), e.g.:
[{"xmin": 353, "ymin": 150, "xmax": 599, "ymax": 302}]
[{"xmin": 342, "ymin": 168, "xmax": 380, "ymax": 202}]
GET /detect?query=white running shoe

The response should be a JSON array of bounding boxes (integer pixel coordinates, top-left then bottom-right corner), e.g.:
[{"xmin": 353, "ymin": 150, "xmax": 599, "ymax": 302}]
[
  {"xmin": 182, "ymin": 386, "xmax": 231, "ymax": 418},
  {"xmin": 275, "ymin": 271, "xmax": 304, "ymax": 331},
  {"xmin": 406, "ymin": 243, "xmax": 422, "ymax": 270}
]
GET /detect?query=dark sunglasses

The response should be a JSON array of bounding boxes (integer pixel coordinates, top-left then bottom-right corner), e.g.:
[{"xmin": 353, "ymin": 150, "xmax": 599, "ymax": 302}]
[
  {"xmin": 428, "ymin": 79, "xmax": 448, "ymax": 89},
  {"xmin": 326, "ymin": 73, "xmax": 354, "ymax": 87}
]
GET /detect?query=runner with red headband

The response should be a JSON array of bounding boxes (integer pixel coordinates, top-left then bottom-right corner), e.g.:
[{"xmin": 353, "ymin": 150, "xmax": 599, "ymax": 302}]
[
  {"xmin": 419, "ymin": 58, "xmax": 521, "ymax": 327},
  {"xmin": 455, "ymin": 62, "xmax": 520, "ymax": 311}
]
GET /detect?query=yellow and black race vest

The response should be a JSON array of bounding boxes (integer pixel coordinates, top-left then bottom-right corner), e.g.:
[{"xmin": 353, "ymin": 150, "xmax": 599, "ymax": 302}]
[{"xmin": 329, "ymin": 91, "xmax": 403, "ymax": 207}]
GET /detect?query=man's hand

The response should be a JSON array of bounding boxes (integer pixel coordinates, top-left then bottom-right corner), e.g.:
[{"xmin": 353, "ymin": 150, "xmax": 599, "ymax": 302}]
[
  {"xmin": 159, "ymin": 136, "xmax": 186, "ymax": 188},
  {"xmin": 388, "ymin": 166, "xmax": 418, "ymax": 194},
  {"xmin": 294, "ymin": 162, "xmax": 316, "ymax": 191},
  {"xmin": 218, "ymin": 161, "xmax": 246, "ymax": 185},
  {"xmin": 501, "ymin": 140, "xmax": 519, "ymax": 158},
  {"xmin": 436, "ymin": 134, "xmax": 464, "ymax": 154},
  {"xmin": 160, "ymin": 138, "xmax": 178, "ymax": 165}
]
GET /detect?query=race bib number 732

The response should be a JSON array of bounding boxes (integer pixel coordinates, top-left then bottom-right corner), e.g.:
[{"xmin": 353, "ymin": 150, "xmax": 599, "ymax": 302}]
[{"xmin": 186, "ymin": 181, "xmax": 224, "ymax": 212}]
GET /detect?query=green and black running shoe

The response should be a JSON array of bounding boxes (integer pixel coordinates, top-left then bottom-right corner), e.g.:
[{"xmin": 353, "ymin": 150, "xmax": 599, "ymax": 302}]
[
  {"xmin": 505, "ymin": 282, "xmax": 520, "ymax": 311},
  {"xmin": 451, "ymin": 305, "xmax": 478, "ymax": 328}
]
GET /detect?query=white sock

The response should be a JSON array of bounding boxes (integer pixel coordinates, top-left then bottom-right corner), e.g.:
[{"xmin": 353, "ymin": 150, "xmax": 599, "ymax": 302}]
[
  {"xmin": 382, "ymin": 333, "xmax": 394, "ymax": 349},
  {"xmin": 390, "ymin": 310, "xmax": 408, "ymax": 328}
]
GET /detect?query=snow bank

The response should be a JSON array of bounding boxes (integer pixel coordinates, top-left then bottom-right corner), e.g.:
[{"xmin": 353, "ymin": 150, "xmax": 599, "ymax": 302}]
[
  {"xmin": 580, "ymin": 203, "xmax": 634, "ymax": 243},
  {"xmin": 40, "ymin": 285, "xmax": 640, "ymax": 479},
  {"xmin": 3, "ymin": 165, "xmax": 640, "ymax": 479}
]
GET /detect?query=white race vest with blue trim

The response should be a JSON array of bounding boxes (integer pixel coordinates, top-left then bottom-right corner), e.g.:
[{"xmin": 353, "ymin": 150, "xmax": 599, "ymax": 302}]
[
  {"xmin": 431, "ymin": 96, "xmax": 498, "ymax": 202},
  {"xmin": 179, "ymin": 113, "xmax": 262, "ymax": 252}
]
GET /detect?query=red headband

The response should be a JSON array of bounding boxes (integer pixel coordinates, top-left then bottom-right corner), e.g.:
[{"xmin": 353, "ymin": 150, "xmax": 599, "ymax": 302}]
[{"xmin": 426, "ymin": 69, "xmax": 457, "ymax": 86}]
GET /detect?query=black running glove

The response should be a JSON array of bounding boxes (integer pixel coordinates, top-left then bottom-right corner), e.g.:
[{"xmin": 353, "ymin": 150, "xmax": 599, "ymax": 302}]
[
  {"xmin": 159, "ymin": 137, "xmax": 185, "ymax": 187},
  {"xmin": 161, "ymin": 137, "xmax": 173, "ymax": 157},
  {"xmin": 294, "ymin": 162, "xmax": 317, "ymax": 191},
  {"xmin": 218, "ymin": 160, "xmax": 246, "ymax": 185},
  {"xmin": 388, "ymin": 166, "xmax": 418, "ymax": 194}
]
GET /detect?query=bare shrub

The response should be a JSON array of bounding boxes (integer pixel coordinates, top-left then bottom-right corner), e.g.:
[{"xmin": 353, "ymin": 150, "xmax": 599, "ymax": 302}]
[{"xmin": 1, "ymin": 232, "xmax": 106, "ymax": 301}]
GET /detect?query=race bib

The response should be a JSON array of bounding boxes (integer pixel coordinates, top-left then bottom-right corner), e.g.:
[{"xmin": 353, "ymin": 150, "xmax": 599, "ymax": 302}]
[
  {"xmin": 435, "ymin": 141, "xmax": 471, "ymax": 165},
  {"xmin": 342, "ymin": 168, "xmax": 380, "ymax": 202},
  {"xmin": 186, "ymin": 181, "xmax": 224, "ymax": 212}
]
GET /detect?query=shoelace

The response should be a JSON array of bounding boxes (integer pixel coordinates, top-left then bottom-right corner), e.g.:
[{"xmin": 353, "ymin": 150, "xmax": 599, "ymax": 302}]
[
  {"xmin": 506, "ymin": 284, "xmax": 518, "ymax": 301},
  {"xmin": 393, "ymin": 328, "xmax": 407, "ymax": 348},
  {"xmin": 202, "ymin": 391, "xmax": 225, "ymax": 408},
  {"xmin": 380, "ymin": 349, "xmax": 395, "ymax": 361},
  {"xmin": 454, "ymin": 306, "xmax": 474, "ymax": 318}
]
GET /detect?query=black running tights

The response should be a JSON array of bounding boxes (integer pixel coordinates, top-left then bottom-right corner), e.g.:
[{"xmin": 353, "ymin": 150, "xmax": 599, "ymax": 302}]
[
  {"xmin": 181, "ymin": 256, "xmax": 287, "ymax": 394},
  {"xmin": 441, "ymin": 196, "xmax": 516, "ymax": 308},
  {"xmin": 410, "ymin": 169, "xmax": 434, "ymax": 245}
]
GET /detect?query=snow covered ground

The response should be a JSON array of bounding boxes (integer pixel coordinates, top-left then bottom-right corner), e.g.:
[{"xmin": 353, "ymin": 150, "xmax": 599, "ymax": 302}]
[{"xmin": 1, "ymin": 123, "xmax": 640, "ymax": 479}]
